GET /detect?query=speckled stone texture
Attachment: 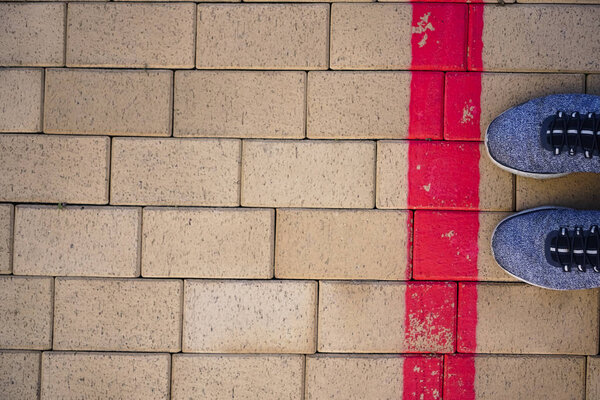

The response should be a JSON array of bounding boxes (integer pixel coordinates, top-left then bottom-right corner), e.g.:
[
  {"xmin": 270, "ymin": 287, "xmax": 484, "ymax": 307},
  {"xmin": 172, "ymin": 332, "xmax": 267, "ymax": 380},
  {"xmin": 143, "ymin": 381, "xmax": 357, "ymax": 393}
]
[
  {"xmin": 517, "ymin": 174, "xmax": 600, "ymax": 211},
  {"xmin": 44, "ymin": 69, "xmax": 172, "ymax": 136},
  {"xmin": 196, "ymin": 4, "xmax": 329, "ymax": 69},
  {"xmin": 142, "ymin": 208, "xmax": 274, "ymax": 278},
  {"xmin": 183, "ymin": 280, "xmax": 317, "ymax": 353},
  {"xmin": 41, "ymin": 352, "xmax": 170, "ymax": 400},
  {"xmin": 0, "ymin": 3, "xmax": 64, "ymax": 66},
  {"xmin": 275, "ymin": 209, "xmax": 409, "ymax": 280},
  {"xmin": 0, "ymin": 351, "xmax": 40, "ymax": 400},
  {"xmin": 462, "ymin": 283, "xmax": 599, "ymax": 354},
  {"xmin": 0, "ymin": 276, "xmax": 53, "ymax": 350},
  {"xmin": 174, "ymin": 71, "xmax": 305, "ymax": 138},
  {"xmin": 589, "ymin": 75, "xmax": 600, "ymax": 95},
  {"xmin": 470, "ymin": 355, "xmax": 585, "ymax": 400},
  {"xmin": 0, "ymin": 134, "xmax": 110, "ymax": 204},
  {"xmin": 172, "ymin": 354, "xmax": 304, "ymax": 400},
  {"xmin": 305, "ymin": 355, "xmax": 405, "ymax": 399},
  {"xmin": 476, "ymin": 5, "xmax": 600, "ymax": 72},
  {"xmin": 13, "ymin": 205, "xmax": 141, "ymax": 277},
  {"xmin": 53, "ymin": 278, "xmax": 182, "ymax": 352},
  {"xmin": 242, "ymin": 140, "xmax": 375, "ymax": 208},
  {"xmin": 307, "ymin": 71, "xmax": 413, "ymax": 139},
  {"xmin": 110, "ymin": 138, "xmax": 241, "ymax": 206},
  {"xmin": 67, "ymin": 3, "xmax": 195, "ymax": 68},
  {"xmin": 0, "ymin": 205, "xmax": 13, "ymax": 274},
  {"xmin": 587, "ymin": 357, "xmax": 600, "ymax": 400},
  {"xmin": 0, "ymin": 69, "xmax": 43, "ymax": 132}
]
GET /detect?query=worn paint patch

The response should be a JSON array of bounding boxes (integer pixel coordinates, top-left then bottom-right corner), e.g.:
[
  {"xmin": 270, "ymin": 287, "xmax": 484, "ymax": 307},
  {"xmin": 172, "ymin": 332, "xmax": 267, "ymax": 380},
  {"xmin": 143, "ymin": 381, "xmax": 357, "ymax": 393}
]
[
  {"xmin": 457, "ymin": 282, "xmax": 478, "ymax": 353},
  {"xmin": 444, "ymin": 73, "xmax": 483, "ymax": 140},
  {"xmin": 443, "ymin": 355, "xmax": 476, "ymax": 400},
  {"xmin": 413, "ymin": 211, "xmax": 480, "ymax": 280},
  {"xmin": 402, "ymin": 356, "xmax": 444, "ymax": 400}
]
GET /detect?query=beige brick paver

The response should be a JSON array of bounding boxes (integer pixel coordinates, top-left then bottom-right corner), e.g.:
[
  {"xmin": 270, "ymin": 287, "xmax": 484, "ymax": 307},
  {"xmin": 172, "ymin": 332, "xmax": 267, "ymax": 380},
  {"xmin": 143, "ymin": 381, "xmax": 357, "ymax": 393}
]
[
  {"xmin": 0, "ymin": 351, "xmax": 40, "ymax": 400},
  {"xmin": 183, "ymin": 280, "xmax": 317, "ymax": 353},
  {"xmin": 196, "ymin": 4, "xmax": 329, "ymax": 69},
  {"xmin": 468, "ymin": 355, "xmax": 586, "ymax": 400},
  {"xmin": 53, "ymin": 278, "xmax": 182, "ymax": 352},
  {"xmin": 476, "ymin": 5, "xmax": 600, "ymax": 72},
  {"xmin": 0, "ymin": 3, "xmax": 65, "ymax": 66},
  {"xmin": 0, "ymin": 276, "xmax": 53, "ymax": 350},
  {"xmin": 589, "ymin": 75, "xmax": 600, "ymax": 94},
  {"xmin": 67, "ymin": 3, "xmax": 195, "ymax": 68},
  {"xmin": 516, "ymin": 174, "xmax": 600, "ymax": 210},
  {"xmin": 0, "ymin": 205, "xmax": 13, "ymax": 274},
  {"xmin": 305, "ymin": 355, "xmax": 405, "ymax": 399},
  {"xmin": 242, "ymin": 140, "xmax": 376, "ymax": 208},
  {"xmin": 174, "ymin": 71, "xmax": 305, "ymax": 138},
  {"xmin": 0, "ymin": 134, "xmax": 110, "ymax": 204},
  {"xmin": 307, "ymin": 71, "xmax": 413, "ymax": 139},
  {"xmin": 13, "ymin": 205, "xmax": 141, "ymax": 277},
  {"xmin": 142, "ymin": 208, "xmax": 274, "ymax": 278},
  {"xmin": 41, "ymin": 352, "xmax": 170, "ymax": 400},
  {"xmin": 276, "ymin": 209, "xmax": 410, "ymax": 280},
  {"xmin": 0, "ymin": 69, "xmax": 43, "ymax": 132},
  {"xmin": 44, "ymin": 69, "xmax": 173, "ymax": 136},
  {"xmin": 172, "ymin": 354, "xmax": 304, "ymax": 400},
  {"xmin": 587, "ymin": 357, "xmax": 600, "ymax": 400},
  {"xmin": 462, "ymin": 283, "xmax": 599, "ymax": 354},
  {"xmin": 111, "ymin": 138, "xmax": 241, "ymax": 206}
]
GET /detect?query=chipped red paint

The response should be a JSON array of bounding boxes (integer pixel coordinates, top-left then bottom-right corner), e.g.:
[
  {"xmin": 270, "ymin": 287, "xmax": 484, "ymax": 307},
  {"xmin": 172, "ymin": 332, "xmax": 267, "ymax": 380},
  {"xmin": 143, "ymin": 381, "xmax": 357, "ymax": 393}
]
[
  {"xmin": 413, "ymin": 211, "xmax": 480, "ymax": 280},
  {"xmin": 443, "ymin": 355, "xmax": 477, "ymax": 399},
  {"xmin": 408, "ymin": 72, "xmax": 444, "ymax": 140},
  {"xmin": 406, "ymin": 210, "xmax": 414, "ymax": 280},
  {"xmin": 444, "ymin": 72, "xmax": 483, "ymax": 141},
  {"xmin": 457, "ymin": 283, "xmax": 478, "ymax": 353},
  {"xmin": 407, "ymin": 141, "xmax": 481, "ymax": 210},
  {"xmin": 402, "ymin": 356, "xmax": 444, "ymax": 400},
  {"xmin": 403, "ymin": 282, "xmax": 457, "ymax": 354}
]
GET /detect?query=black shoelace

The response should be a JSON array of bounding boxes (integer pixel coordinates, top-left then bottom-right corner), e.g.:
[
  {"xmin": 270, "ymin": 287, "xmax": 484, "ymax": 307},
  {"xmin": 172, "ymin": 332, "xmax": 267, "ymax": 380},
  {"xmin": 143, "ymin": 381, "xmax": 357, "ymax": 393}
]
[
  {"xmin": 542, "ymin": 111, "xmax": 600, "ymax": 158},
  {"xmin": 547, "ymin": 226, "xmax": 600, "ymax": 272}
]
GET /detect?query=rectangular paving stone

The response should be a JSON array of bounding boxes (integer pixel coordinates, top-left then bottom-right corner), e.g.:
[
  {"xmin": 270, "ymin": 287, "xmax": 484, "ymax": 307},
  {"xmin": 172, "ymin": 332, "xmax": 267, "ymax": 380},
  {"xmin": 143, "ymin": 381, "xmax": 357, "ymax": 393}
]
[
  {"xmin": 13, "ymin": 205, "xmax": 141, "ymax": 277},
  {"xmin": 587, "ymin": 357, "xmax": 600, "ymax": 400},
  {"xmin": 242, "ymin": 140, "xmax": 375, "ymax": 208},
  {"xmin": 142, "ymin": 208, "xmax": 274, "ymax": 278},
  {"xmin": 0, "ymin": 3, "xmax": 65, "ymax": 66},
  {"xmin": 306, "ymin": 355, "xmax": 442, "ymax": 400},
  {"xmin": 458, "ymin": 283, "xmax": 599, "ymax": 354},
  {"xmin": 330, "ymin": 4, "xmax": 467, "ymax": 70},
  {"xmin": 0, "ymin": 205, "xmax": 13, "ymax": 274},
  {"xmin": 0, "ymin": 69, "xmax": 43, "ymax": 132},
  {"xmin": 111, "ymin": 138, "xmax": 240, "ymax": 206},
  {"xmin": 183, "ymin": 280, "xmax": 317, "ymax": 353},
  {"xmin": 196, "ymin": 4, "xmax": 329, "ymax": 69},
  {"xmin": 275, "ymin": 209, "xmax": 410, "ymax": 280},
  {"xmin": 44, "ymin": 69, "xmax": 172, "ymax": 136},
  {"xmin": 41, "ymin": 352, "xmax": 170, "ymax": 400},
  {"xmin": 67, "ymin": 3, "xmax": 195, "ymax": 68},
  {"xmin": 413, "ymin": 211, "xmax": 516, "ymax": 281},
  {"xmin": 471, "ymin": 5, "xmax": 600, "ymax": 72},
  {"xmin": 307, "ymin": 71, "xmax": 443, "ymax": 139},
  {"xmin": 589, "ymin": 75, "xmax": 600, "ymax": 95},
  {"xmin": 445, "ymin": 72, "xmax": 585, "ymax": 140},
  {"xmin": 172, "ymin": 354, "xmax": 304, "ymax": 400},
  {"xmin": 0, "ymin": 351, "xmax": 40, "ymax": 400},
  {"xmin": 445, "ymin": 355, "xmax": 585, "ymax": 400},
  {"xmin": 54, "ymin": 278, "xmax": 182, "ymax": 352},
  {"xmin": 0, "ymin": 276, "xmax": 53, "ymax": 350},
  {"xmin": 376, "ymin": 141, "xmax": 513, "ymax": 210},
  {"xmin": 318, "ymin": 281, "xmax": 456, "ymax": 353},
  {"xmin": 174, "ymin": 71, "xmax": 305, "ymax": 138},
  {"xmin": 516, "ymin": 174, "xmax": 600, "ymax": 210},
  {"xmin": 0, "ymin": 134, "xmax": 110, "ymax": 204}
]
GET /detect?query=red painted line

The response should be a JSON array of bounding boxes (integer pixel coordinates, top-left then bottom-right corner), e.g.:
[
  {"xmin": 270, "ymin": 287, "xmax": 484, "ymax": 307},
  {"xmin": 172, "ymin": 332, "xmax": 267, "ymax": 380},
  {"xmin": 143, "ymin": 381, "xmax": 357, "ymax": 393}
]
[
  {"xmin": 443, "ymin": 354, "xmax": 477, "ymax": 400},
  {"xmin": 468, "ymin": 5, "xmax": 485, "ymax": 71},
  {"xmin": 406, "ymin": 210, "xmax": 414, "ymax": 280},
  {"xmin": 444, "ymin": 72, "xmax": 483, "ymax": 141},
  {"xmin": 457, "ymin": 283, "xmax": 478, "ymax": 353},
  {"xmin": 403, "ymin": 282, "xmax": 457, "ymax": 354},
  {"xmin": 407, "ymin": 141, "xmax": 481, "ymax": 210},
  {"xmin": 402, "ymin": 356, "xmax": 444, "ymax": 400},
  {"xmin": 408, "ymin": 72, "xmax": 444, "ymax": 140},
  {"xmin": 413, "ymin": 211, "xmax": 480, "ymax": 280}
]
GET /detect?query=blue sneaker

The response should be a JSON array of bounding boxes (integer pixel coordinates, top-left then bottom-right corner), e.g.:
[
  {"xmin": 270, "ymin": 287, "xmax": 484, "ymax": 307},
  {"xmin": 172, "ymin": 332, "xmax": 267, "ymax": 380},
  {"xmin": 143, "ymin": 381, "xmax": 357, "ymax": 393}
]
[
  {"xmin": 492, "ymin": 207, "xmax": 600, "ymax": 290},
  {"xmin": 485, "ymin": 94, "xmax": 600, "ymax": 178}
]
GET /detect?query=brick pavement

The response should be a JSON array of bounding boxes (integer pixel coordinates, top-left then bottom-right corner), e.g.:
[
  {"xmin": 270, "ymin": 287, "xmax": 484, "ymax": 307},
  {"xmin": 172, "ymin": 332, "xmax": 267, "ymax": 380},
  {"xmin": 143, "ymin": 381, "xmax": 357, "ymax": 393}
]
[{"xmin": 1, "ymin": 2, "xmax": 600, "ymax": 399}]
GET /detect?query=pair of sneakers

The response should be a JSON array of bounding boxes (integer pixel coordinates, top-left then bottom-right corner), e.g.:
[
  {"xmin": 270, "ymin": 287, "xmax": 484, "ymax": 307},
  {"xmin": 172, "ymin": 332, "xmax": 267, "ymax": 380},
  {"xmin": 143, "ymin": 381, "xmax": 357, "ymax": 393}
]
[{"xmin": 487, "ymin": 94, "xmax": 600, "ymax": 290}]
